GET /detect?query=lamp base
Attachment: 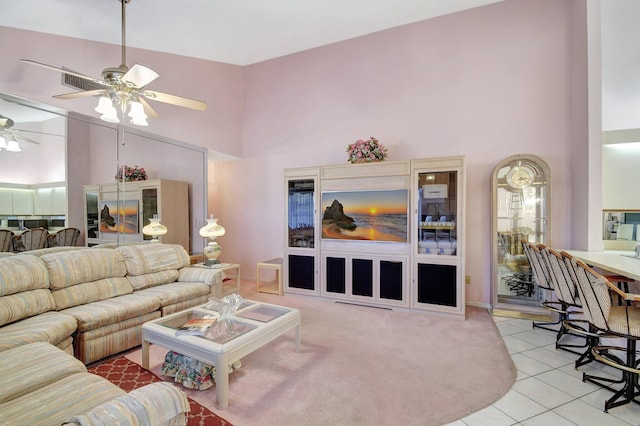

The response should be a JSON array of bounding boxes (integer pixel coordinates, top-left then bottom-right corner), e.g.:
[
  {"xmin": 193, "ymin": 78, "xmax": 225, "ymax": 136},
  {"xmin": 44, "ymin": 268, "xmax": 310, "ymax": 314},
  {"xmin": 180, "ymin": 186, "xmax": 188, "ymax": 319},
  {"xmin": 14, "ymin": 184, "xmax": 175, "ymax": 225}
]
[{"xmin": 204, "ymin": 259, "xmax": 221, "ymax": 266}]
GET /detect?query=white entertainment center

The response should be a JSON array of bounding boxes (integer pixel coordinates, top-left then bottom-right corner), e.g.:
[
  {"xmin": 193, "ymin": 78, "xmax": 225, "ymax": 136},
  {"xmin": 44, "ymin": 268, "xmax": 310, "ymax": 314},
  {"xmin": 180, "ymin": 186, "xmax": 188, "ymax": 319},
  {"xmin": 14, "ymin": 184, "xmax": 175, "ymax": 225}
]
[{"xmin": 284, "ymin": 156, "xmax": 466, "ymax": 319}]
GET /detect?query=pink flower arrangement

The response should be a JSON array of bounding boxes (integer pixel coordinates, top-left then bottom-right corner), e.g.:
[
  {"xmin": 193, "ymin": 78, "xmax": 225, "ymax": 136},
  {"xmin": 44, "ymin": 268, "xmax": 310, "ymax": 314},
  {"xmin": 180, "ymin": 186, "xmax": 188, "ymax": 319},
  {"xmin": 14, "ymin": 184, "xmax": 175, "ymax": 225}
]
[
  {"xmin": 115, "ymin": 165, "xmax": 147, "ymax": 182},
  {"xmin": 346, "ymin": 136, "xmax": 388, "ymax": 164}
]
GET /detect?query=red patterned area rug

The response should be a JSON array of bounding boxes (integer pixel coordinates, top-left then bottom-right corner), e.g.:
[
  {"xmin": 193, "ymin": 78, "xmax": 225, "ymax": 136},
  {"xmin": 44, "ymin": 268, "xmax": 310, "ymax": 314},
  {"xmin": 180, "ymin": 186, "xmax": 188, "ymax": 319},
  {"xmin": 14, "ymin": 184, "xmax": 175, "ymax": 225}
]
[{"xmin": 89, "ymin": 356, "xmax": 232, "ymax": 426}]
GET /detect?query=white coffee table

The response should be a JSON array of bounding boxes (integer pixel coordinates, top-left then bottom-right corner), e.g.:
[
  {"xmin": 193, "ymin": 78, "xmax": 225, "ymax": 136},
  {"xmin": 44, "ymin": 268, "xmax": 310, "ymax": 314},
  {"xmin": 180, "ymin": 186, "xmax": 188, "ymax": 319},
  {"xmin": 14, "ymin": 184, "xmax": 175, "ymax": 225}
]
[{"xmin": 141, "ymin": 300, "xmax": 301, "ymax": 409}]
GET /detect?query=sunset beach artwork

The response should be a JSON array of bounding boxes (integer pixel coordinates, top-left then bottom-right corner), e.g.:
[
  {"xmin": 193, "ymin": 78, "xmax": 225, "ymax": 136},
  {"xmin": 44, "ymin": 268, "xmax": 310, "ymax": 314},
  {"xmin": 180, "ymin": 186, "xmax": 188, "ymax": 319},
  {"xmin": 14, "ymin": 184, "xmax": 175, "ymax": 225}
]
[
  {"xmin": 321, "ymin": 189, "xmax": 408, "ymax": 242},
  {"xmin": 99, "ymin": 200, "xmax": 139, "ymax": 234}
]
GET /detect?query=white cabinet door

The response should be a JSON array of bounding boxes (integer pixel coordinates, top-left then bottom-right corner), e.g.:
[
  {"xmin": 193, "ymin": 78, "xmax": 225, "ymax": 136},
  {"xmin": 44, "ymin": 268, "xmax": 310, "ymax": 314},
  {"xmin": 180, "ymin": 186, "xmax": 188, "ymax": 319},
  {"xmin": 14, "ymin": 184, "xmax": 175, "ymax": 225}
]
[
  {"xmin": 12, "ymin": 190, "xmax": 34, "ymax": 215},
  {"xmin": 52, "ymin": 187, "xmax": 66, "ymax": 215},
  {"xmin": 35, "ymin": 188, "xmax": 54, "ymax": 215},
  {"xmin": 0, "ymin": 189, "xmax": 12, "ymax": 214}
]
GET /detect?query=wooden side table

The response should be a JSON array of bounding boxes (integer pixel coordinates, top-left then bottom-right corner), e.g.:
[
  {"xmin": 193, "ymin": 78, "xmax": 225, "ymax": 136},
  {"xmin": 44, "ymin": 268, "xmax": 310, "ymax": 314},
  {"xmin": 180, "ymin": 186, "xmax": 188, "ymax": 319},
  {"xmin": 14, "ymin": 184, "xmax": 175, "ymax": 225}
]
[{"xmin": 256, "ymin": 258, "xmax": 283, "ymax": 296}]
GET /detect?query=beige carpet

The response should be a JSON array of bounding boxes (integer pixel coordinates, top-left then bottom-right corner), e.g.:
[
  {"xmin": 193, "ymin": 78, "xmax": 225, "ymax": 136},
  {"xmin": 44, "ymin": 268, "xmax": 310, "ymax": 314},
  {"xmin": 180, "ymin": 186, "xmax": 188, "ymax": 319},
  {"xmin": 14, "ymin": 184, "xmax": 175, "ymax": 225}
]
[{"xmin": 127, "ymin": 287, "xmax": 516, "ymax": 426}]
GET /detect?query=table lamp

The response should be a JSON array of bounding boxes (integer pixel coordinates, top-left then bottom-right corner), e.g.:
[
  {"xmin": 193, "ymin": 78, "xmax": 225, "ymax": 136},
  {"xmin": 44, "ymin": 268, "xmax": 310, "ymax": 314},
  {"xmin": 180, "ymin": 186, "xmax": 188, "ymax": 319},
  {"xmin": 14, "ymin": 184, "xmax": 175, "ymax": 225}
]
[
  {"xmin": 142, "ymin": 214, "xmax": 167, "ymax": 243},
  {"xmin": 199, "ymin": 214, "xmax": 225, "ymax": 265}
]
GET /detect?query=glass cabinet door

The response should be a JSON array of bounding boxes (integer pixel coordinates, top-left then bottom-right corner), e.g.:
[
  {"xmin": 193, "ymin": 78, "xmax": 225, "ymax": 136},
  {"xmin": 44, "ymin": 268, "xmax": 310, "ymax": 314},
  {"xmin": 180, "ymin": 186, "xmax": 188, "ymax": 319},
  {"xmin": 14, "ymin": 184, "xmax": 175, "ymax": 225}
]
[
  {"xmin": 492, "ymin": 155, "xmax": 550, "ymax": 310},
  {"xmin": 287, "ymin": 179, "xmax": 315, "ymax": 248},
  {"xmin": 417, "ymin": 171, "xmax": 458, "ymax": 256},
  {"xmin": 141, "ymin": 187, "xmax": 158, "ymax": 241},
  {"xmin": 285, "ymin": 174, "xmax": 318, "ymax": 294},
  {"xmin": 84, "ymin": 185, "xmax": 99, "ymax": 245}
]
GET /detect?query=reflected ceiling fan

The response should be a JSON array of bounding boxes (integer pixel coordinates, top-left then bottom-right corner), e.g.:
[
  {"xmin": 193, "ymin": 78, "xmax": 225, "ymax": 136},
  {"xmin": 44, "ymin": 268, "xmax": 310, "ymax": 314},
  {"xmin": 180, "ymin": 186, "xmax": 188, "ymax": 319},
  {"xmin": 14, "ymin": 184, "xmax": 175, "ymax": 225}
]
[
  {"xmin": 0, "ymin": 114, "xmax": 41, "ymax": 152},
  {"xmin": 21, "ymin": 0, "xmax": 206, "ymax": 126}
]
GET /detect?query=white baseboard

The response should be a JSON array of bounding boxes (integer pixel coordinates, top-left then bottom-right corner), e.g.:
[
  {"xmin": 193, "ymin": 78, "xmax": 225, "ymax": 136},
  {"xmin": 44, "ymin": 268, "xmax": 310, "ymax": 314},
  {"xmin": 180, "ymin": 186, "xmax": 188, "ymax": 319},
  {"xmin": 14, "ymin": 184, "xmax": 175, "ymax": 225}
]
[{"xmin": 466, "ymin": 301, "xmax": 492, "ymax": 309}]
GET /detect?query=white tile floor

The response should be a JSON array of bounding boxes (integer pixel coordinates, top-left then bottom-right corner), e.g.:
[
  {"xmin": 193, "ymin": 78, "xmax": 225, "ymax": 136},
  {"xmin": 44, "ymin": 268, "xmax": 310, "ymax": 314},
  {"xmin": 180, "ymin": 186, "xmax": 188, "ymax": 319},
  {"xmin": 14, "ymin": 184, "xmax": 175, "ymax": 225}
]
[{"xmin": 447, "ymin": 315, "xmax": 640, "ymax": 426}]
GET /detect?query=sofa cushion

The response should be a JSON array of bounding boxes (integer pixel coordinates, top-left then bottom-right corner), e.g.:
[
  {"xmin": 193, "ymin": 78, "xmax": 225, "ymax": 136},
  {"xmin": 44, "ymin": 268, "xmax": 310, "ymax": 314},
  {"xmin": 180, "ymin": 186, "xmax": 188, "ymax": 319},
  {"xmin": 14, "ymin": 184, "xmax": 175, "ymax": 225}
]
[
  {"xmin": 135, "ymin": 282, "xmax": 211, "ymax": 308},
  {"xmin": 52, "ymin": 277, "xmax": 134, "ymax": 310},
  {"xmin": 18, "ymin": 246, "xmax": 84, "ymax": 257},
  {"xmin": 42, "ymin": 249, "xmax": 134, "ymax": 309},
  {"xmin": 64, "ymin": 382, "xmax": 189, "ymax": 426},
  {"xmin": 0, "ymin": 254, "xmax": 48, "ymax": 296},
  {"xmin": 42, "ymin": 249, "xmax": 127, "ymax": 289},
  {"xmin": 0, "ymin": 372, "xmax": 125, "ymax": 426},
  {"xmin": 0, "ymin": 342, "xmax": 87, "ymax": 404},
  {"xmin": 0, "ymin": 289, "xmax": 56, "ymax": 327},
  {"xmin": 127, "ymin": 270, "xmax": 179, "ymax": 290},
  {"xmin": 116, "ymin": 244, "xmax": 190, "ymax": 278},
  {"xmin": 0, "ymin": 311, "xmax": 77, "ymax": 352},
  {"xmin": 61, "ymin": 293, "xmax": 160, "ymax": 332}
]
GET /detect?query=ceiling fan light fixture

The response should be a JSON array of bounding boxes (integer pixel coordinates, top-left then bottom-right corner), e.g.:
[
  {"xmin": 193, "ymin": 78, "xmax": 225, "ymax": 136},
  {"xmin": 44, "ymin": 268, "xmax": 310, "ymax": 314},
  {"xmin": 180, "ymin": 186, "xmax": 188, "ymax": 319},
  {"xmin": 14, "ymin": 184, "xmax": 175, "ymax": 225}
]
[
  {"xmin": 95, "ymin": 95, "xmax": 113, "ymax": 114},
  {"xmin": 128, "ymin": 101, "xmax": 148, "ymax": 126},
  {"xmin": 0, "ymin": 135, "xmax": 6, "ymax": 150},
  {"xmin": 6, "ymin": 138, "xmax": 22, "ymax": 152}
]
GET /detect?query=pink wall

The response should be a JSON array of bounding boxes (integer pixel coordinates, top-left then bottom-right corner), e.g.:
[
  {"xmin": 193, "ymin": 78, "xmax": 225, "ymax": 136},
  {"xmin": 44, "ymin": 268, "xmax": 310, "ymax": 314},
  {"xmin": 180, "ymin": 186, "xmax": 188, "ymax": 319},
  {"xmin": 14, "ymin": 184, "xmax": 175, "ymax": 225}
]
[{"xmin": 213, "ymin": 0, "xmax": 588, "ymax": 306}]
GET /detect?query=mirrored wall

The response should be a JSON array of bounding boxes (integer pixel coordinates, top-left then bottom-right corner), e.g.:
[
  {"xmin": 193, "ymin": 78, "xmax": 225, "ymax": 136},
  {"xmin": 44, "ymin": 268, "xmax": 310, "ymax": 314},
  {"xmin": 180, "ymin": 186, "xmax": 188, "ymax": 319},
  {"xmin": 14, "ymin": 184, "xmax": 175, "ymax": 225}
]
[{"xmin": 0, "ymin": 91, "xmax": 208, "ymax": 252}]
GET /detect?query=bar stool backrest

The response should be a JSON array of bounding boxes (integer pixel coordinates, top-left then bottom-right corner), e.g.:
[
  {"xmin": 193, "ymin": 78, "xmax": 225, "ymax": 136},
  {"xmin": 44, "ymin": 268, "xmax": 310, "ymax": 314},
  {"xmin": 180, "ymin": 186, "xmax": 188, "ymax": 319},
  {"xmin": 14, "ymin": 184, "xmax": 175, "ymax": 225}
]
[
  {"xmin": 540, "ymin": 247, "xmax": 579, "ymax": 307},
  {"xmin": 569, "ymin": 257, "xmax": 611, "ymax": 333}
]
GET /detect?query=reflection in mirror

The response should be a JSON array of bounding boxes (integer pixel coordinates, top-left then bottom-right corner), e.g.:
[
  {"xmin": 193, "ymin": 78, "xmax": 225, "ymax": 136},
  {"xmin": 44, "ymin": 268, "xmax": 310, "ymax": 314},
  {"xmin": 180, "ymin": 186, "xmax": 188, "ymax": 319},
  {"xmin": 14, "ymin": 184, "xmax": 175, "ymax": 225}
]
[
  {"xmin": 0, "ymin": 92, "xmax": 68, "ymax": 237},
  {"xmin": 0, "ymin": 93, "xmax": 67, "ymax": 184},
  {"xmin": 0, "ymin": 90, "xmax": 208, "ymax": 253},
  {"xmin": 603, "ymin": 210, "xmax": 640, "ymax": 250}
]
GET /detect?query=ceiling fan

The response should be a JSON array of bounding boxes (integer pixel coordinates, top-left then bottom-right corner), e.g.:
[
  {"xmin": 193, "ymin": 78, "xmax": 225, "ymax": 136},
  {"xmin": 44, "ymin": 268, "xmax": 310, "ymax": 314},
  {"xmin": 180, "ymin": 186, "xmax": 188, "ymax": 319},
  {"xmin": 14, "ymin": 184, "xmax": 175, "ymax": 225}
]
[
  {"xmin": 0, "ymin": 114, "xmax": 42, "ymax": 152},
  {"xmin": 20, "ymin": 0, "xmax": 206, "ymax": 126}
]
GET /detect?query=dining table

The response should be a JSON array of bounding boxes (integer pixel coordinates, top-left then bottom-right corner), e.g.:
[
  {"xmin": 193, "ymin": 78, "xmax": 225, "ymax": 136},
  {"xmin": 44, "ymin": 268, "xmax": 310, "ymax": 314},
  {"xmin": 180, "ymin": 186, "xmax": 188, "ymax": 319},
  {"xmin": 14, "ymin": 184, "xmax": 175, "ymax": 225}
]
[{"xmin": 565, "ymin": 249, "xmax": 640, "ymax": 282}]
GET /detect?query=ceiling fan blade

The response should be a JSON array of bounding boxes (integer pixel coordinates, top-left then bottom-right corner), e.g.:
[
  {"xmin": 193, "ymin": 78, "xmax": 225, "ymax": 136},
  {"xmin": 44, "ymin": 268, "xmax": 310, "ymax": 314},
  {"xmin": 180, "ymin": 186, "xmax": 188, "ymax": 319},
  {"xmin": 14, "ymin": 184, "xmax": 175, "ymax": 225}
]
[
  {"xmin": 11, "ymin": 132, "xmax": 40, "ymax": 145},
  {"xmin": 138, "ymin": 97, "xmax": 159, "ymax": 119},
  {"xmin": 54, "ymin": 90, "xmax": 105, "ymax": 100},
  {"xmin": 14, "ymin": 129, "xmax": 65, "ymax": 138},
  {"xmin": 123, "ymin": 64, "xmax": 159, "ymax": 88},
  {"xmin": 142, "ymin": 90, "xmax": 207, "ymax": 111},
  {"xmin": 20, "ymin": 59, "xmax": 106, "ymax": 87},
  {"xmin": 53, "ymin": 89, "xmax": 105, "ymax": 100}
]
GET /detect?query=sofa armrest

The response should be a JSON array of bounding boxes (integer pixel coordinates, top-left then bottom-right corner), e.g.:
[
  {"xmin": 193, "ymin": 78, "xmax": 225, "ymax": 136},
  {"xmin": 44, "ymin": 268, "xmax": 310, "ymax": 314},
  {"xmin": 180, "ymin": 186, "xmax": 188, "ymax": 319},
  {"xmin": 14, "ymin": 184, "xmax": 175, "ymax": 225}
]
[
  {"xmin": 63, "ymin": 382, "xmax": 189, "ymax": 426},
  {"xmin": 178, "ymin": 266, "xmax": 225, "ymax": 286}
]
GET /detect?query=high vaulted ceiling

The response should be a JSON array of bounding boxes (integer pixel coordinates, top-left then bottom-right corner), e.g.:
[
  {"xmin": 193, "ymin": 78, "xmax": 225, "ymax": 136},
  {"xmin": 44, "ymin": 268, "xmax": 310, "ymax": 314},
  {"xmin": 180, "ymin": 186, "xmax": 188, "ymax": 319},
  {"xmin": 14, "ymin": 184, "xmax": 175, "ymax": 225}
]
[
  {"xmin": 0, "ymin": 0, "xmax": 503, "ymax": 66},
  {"xmin": 1, "ymin": 0, "xmax": 638, "ymax": 133}
]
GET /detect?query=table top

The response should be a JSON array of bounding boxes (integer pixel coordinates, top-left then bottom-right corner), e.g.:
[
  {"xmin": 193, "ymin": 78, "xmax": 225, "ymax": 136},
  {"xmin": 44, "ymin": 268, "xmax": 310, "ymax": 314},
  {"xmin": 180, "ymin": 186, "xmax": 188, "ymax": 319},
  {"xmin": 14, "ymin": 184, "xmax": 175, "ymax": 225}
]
[
  {"xmin": 565, "ymin": 250, "xmax": 640, "ymax": 281},
  {"xmin": 142, "ymin": 300, "xmax": 300, "ymax": 351},
  {"xmin": 191, "ymin": 262, "xmax": 239, "ymax": 270}
]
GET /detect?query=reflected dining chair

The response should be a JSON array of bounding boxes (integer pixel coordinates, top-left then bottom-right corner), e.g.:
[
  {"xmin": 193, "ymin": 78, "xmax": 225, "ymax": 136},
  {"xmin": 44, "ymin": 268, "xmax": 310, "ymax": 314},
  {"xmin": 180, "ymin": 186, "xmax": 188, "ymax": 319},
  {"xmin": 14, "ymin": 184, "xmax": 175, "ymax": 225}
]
[
  {"xmin": 18, "ymin": 227, "xmax": 49, "ymax": 251},
  {"xmin": 47, "ymin": 227, "xmax": 81, "ymax": 247},
  {"xmin": 0, "ymin": 229, "xmax": 14, "ymax": 252},
  {"xmin": 569, "ymin": 256, "xmax": 640, "ymax": 412}
]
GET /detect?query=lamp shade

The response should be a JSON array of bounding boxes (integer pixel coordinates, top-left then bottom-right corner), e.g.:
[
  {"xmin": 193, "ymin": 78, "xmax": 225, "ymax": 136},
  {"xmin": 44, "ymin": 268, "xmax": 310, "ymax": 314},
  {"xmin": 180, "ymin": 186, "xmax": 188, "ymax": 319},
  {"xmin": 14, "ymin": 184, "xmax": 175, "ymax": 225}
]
[
  {"xmin": 142, "ymin": 215, "xmax": 167, "ymax": 243},
  {"xmin": 199, "ymin": 216, "xmax": 226, "ymax": 238},
  {"xmin": 128, "ymin": 101, "xmax": 148, "ymax": 126},
  {"xmin": 6, "ymin": 139, "xmax": 21, "ymax": 152},
  {"xmin": 95, "ymin": 96, "xmax": 120, "ymax": 123}
]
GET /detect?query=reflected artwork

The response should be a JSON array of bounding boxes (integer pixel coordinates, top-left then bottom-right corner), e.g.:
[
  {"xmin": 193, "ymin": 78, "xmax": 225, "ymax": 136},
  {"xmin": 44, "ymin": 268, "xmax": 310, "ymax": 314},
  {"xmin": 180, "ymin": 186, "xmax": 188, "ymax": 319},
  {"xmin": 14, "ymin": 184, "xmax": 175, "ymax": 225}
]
[{"xmin": 100, "ymin": 200, "xmax": 139, "ymax": 234}]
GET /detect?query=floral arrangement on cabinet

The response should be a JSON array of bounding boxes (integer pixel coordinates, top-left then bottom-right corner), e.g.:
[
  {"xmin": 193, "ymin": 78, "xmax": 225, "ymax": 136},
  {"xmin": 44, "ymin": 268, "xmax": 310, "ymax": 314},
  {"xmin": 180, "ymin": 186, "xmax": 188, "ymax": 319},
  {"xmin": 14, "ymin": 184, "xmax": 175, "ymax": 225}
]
[
  {"xmin": 115, "ymin": 165, "xmax": 148, "ymax": 182},
  {"xmin": 346, "ymin": 136, "xmax": 388, "ymax": 164}
]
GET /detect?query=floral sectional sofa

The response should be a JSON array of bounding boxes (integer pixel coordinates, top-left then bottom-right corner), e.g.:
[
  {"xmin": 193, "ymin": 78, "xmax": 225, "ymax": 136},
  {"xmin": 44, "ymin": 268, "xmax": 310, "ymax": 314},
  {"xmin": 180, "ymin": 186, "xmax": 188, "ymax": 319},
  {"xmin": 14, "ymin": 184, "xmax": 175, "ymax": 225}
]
[{"xmin": 0, "ymin": 243, "xmax": 226, "ymax": 425}]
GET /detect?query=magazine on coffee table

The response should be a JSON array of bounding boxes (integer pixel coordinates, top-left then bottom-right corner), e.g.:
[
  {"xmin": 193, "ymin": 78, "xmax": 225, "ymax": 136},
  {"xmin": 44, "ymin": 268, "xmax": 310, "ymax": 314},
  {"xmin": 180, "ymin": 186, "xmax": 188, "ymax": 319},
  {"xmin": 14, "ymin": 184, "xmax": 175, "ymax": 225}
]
[{"xmin": 175, "ymin": 316, "xmax": 216, "ymax": 336}]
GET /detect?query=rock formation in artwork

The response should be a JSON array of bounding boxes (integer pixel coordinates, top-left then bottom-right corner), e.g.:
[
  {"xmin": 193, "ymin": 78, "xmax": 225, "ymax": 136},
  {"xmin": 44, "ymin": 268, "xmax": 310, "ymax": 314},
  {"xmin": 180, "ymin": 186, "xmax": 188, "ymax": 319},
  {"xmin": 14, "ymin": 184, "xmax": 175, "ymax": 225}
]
[
  {"xmin": 100, "ymin": 205, "xmax": 117, "ymax": 232},
  {"xmin": 322, "ymin": 200, "xmax": 356, "ymax": 230}
]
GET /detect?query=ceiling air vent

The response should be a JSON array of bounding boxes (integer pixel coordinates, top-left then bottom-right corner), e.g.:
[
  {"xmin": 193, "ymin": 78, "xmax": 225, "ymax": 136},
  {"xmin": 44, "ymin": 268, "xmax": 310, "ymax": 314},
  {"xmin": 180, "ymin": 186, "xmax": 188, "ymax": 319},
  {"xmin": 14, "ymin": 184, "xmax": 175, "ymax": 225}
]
[{"xmin": 61, "ymin": 68, "xmax": 103, "ymax": 92}]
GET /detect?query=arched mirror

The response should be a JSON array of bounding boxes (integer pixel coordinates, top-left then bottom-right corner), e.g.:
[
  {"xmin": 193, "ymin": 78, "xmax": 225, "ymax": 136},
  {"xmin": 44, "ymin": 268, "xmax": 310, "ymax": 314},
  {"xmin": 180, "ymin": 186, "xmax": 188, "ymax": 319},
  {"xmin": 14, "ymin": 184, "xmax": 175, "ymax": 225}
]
[{"xmin": 491, "ymin": 154, "xmax": 551, "ymax": 312}]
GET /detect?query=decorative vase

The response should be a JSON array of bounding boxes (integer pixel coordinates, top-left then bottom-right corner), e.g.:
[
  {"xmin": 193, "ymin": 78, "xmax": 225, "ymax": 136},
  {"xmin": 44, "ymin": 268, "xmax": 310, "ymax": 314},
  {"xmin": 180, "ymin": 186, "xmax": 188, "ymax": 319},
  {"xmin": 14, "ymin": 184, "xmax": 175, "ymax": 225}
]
[{"xmin": 353, "ymin": 158, "xmax": 383, "ymax": 164}]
